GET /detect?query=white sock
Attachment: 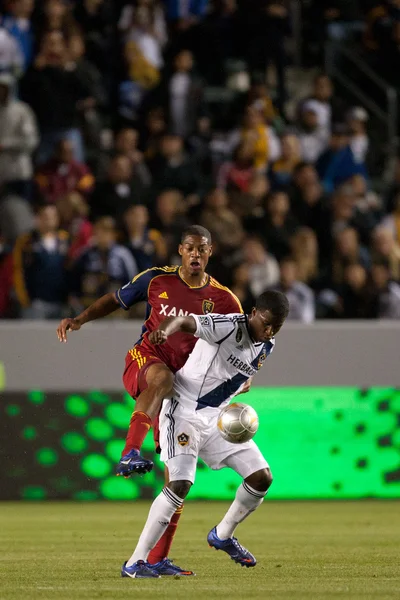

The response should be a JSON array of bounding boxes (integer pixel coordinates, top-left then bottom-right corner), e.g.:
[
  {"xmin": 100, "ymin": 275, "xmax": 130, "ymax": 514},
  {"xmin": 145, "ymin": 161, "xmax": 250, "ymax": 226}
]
[
  {"xmin": 216, "ymin": 481, "xmax": 266, "ymax": 540},
  {"xmin": 126, "ymin": 487, "xmax": 183, "ymax": 566}
]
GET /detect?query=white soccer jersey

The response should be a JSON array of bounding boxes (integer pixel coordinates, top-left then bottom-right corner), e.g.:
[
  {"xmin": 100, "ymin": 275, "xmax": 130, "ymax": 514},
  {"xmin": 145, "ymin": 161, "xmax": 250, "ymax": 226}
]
[{"xmin": 171, "ymin": 313, "xmax": 275, "ymax": 414}]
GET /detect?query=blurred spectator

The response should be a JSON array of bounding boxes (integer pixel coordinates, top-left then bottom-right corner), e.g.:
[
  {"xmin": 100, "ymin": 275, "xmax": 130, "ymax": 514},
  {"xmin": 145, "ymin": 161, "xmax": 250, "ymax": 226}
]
[
  {"xmin": 13, "ymin": 204, "xmax": 69, "ymax": 318},
  {"xmin": 347, "ymin": 106, "xmax": 370, "ymax": 164},
  {"xmin": 164, "ymin": 0, "xmax": 209, "ymax": 24},
  {"xmin": 321, "ymin": 0, "xmax": 364, "ymax": 42},
  {"xmin": 298, "ymin": 74, "xmax": 335, "ymax": 142},
  {"xmin": 370, "ymin": 259, "xmax": 400, "ymax": 318},
  {"xmin": 141, "ymin": 106, "xmax": 167, "ymax": 161},
  {"xmin": 90, "ymin": 154, "xmax": 143, "ymax": 221},
  {"xmin": 0, "ymin": 24, "xmax": 23, "ymax": 75},
  {"xmin": 119, "ymin": 0, "xmax": 167, "ymax": 48},
  {"xmin": 318, "ymin": 262, "xmax": 370, "ymax": 318},
  {"xmin": 123, "ymin": 204, "xmax": 167, "ymax": 271},
  {"xmin": 162, "ymin": 49, "xmax": 204, "ymax": 138},
  {"xmin": 67, "ymin": 29, "xmax": 108, "ymax": 136},
  {"xmin": 200, "ymin": 187, "xmax": 244, "ymax": 251},
  {"xmin": 38, "ymin": 0, "xmax": 79, "ymax": 39},
  {"xmin": 2, "ymin": 0, "xmax": 35, "ymax": 71},
  {"xmin": 164, "ymin": 0, "xmax": 209, "ymax": 55},
  {"xmin": 120, "ymin": 0, "xmax": 165, "ymax": 90},
  {"xmin": 232, "ymin": 172, "xmax": 270, "ymax": 220},
  {"xmin": 270, "ymin": 132, "xmax": 301, "ymax": 189},
  {"xmin": 246, "ymin": 0, "xmax": 290, "ymax": 112},
  {"xmin": 148, "ymin": 133, "xmax": 202, "ymax": 198},
  {"xmin": 200, "ymin": 0, "xmax": 241, "ymax": 84},
  {"xmin": 331, "ymin": 226, "xmax": 371, "ymax": 285},
  {"xmin": 295, "ymin": 102, "xmax": 328, "ymax": 163},
  {"xmin": 371, "ymin": 226, "xmax": 400, "ymax": 281},
  {"xmin": 70, "ymin": 216, "xmax": 137, "ymax": 313},
  {"xmin": 316, "ymin": 124, "xmax": 367, "ymax": 194},
  {"xmin": 245, "ymin": 80, "xmax": 279, "ymax": 126},
  {"xmin": 151, "ymin": 189, "xmax": 189, "ymax": 259},
  {"xmin": 35, "ymin": 139, "xmax": 94, "ymax": 204},
  {"xmin": 0, "ymin": 229, "xmax": 13, "ymax": 317},
  {"xmin": 275, "ymin": 256, "xmax": 315, "ymax": 322},
  {"xmin": 230, "ymin": 261, "xmax": 256, "ymax": 314},
  {"xmin": 56, "ymin": 191, "xmax": 93, "ymax": 261},
  {"xmin": 217, "ymin": 142, "xmax": 255, "ymax": 193},
  {"xmin": 381, "ymin": 192, "xmax": 400, "ymax": 243},
  {"xmin": 20, "ymin": 30, "xmax": 93, "ymax": 164},
  {"xmin": 187, "ymin": 116, "xmax": 213, "ymax": 181},
  {"xmin": 289, "ymin": 162, "xmax": 325, "ymax": 229},
  {"xmin": 0, "ymin": 72, "xmax": 38, "ymax": 199},
  {"xmin": 338, "ymin": 263, "xmax": 372, "ymax": 318},
  {"xmin": 0, "ymin": 190, "xmax": 33, "ymax": 243},
  {"xmin": 249, "ymin": 190, "xmax": 298, "ymax": 261},
  {"xmin": 364, "ymin": 0, "xmax": 400, "ymax": 57},
  {"xmin": 114, "ymin": 127, "xmax": 152, "ymax": 188},
  {"xmin": 242, "ymin": 235, "xmax": 280, "ymax": 296},
  {"xmin": 73, "ymin": 0, "xmax": 115, "ymax": 75},
  {"xmin": 290, "ymin": 227, "xmax": 319, "ymax": 285},
  {"xmin": 228, "ymin": 106, "xmax": 281, "ymax": 171}
]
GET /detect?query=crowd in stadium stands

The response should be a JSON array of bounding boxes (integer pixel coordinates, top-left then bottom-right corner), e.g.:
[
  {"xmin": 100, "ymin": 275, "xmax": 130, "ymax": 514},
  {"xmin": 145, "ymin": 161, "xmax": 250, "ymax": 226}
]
[{"xmin": 1, "ymin": 0, "xmax": 400, "ymax": 322}]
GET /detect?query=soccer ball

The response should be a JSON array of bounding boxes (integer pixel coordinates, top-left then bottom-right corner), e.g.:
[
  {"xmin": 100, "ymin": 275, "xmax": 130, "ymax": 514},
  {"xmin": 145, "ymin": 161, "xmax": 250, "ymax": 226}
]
[{"xmin": 217, "ymin": 402, "xmax": 259, "ymax": 444}]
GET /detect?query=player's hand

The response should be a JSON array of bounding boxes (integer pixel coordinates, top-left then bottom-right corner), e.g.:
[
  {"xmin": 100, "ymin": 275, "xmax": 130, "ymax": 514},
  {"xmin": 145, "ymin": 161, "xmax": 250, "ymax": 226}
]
[
  {"xmin": 57, "ymin": 318, "xmax": 81, "ymax": 343},
  {"xmin": 238, "ymin": 378, "xmax": 252, "ymax": 395},
  {"xmin": 148, "ymin": 329, "xmax": 168, "ymax": 345}
]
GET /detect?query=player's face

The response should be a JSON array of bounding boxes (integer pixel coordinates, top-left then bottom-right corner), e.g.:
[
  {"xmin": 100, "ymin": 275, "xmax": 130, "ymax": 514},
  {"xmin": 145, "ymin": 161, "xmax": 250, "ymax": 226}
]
[
  {"xmin": 179, "ymin": 235, "xmax": 212, "ymax": 276},
  {"xmin": 249, "ymin": 308, "xmax": 283, "ymax": 342}
]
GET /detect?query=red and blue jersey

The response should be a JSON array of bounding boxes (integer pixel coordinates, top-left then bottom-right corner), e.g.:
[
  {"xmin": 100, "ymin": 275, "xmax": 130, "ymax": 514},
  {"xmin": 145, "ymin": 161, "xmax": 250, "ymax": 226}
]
[{"xmin": 116, "ymin": 266, "xmax": 243, "ymax": 372}]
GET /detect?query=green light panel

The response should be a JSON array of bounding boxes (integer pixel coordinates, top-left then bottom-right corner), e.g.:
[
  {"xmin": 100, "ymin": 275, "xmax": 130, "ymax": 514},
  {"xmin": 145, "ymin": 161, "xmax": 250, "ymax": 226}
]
[{"xmin": 1, "ymin": 388, "xmax": 399, "ymax": 500}]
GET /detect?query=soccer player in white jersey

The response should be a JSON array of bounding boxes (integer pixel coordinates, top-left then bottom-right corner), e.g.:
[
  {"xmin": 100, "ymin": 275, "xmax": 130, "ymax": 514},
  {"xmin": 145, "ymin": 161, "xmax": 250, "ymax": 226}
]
[{"xmin": 121, "ymin": 290, "xmax": 289, "ymax": 579}]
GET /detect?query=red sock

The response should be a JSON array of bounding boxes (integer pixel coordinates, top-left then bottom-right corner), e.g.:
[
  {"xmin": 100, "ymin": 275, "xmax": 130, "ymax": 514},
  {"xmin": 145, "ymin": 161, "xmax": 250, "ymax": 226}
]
[
  {"xmin": 147, "ymin": 505, "xmax": 184, "ymax": 564},
  {"xmin": 122, "ymin": 411, "xmax": 152, "ymax": 456}
]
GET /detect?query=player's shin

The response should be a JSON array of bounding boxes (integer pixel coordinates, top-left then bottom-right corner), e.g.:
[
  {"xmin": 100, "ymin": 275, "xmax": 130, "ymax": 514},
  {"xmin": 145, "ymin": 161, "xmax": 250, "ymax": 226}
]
[
  {"xmin": 147, "ymin": 504, "xmax": 184, "ymax": 564},
  {"xmin": 215, "ymin": 481, "xmax": 267, "ymax": 540},
  {"xmin": 126, "ymin": 487, "xmax": 184, "ymax": 567},
  {"xmin": 122, "ymin": 410, "xmax": 152, "ymax": 455}
]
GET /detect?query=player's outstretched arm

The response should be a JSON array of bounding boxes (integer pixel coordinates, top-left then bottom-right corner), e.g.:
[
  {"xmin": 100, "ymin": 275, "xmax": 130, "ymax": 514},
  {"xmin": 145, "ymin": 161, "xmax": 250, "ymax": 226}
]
[
  {"xmin": 56, "ymin": 292, "xmax": 120, "ymax": 342},
  {"xmin": 148, "ymin": 316, "xmax": 197, "ymax": 345}
]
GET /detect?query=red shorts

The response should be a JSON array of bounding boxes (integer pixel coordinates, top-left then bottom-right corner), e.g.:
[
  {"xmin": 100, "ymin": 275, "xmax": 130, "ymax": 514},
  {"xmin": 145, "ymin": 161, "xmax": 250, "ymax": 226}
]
[
  {"xmin": 123, "ymin": 345, "xmax": 164, "ymax": 399},
  {"xmin": 123, "ymin": 345, "xmax": 164, "ymax": 451}
]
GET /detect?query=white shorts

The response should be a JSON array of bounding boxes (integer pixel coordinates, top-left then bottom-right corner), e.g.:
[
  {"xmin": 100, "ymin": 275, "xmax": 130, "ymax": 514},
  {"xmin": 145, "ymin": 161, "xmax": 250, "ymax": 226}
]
[{"xmin": 159, "ymin": 398, "xmax": 269, "ymax": 484}]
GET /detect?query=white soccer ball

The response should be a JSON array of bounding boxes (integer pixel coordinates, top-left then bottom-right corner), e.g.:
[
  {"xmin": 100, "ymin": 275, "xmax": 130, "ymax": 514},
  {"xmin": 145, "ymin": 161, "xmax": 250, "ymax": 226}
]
[{"xmin": 217, "ymin": 402, "xmax": 259, "ymax": 444}]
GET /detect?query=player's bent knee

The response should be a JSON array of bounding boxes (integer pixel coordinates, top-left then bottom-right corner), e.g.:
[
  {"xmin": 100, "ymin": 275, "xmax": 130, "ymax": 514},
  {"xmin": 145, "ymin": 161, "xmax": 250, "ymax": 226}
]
[
  {"xmin": 245, "ymin": 467, "xmax": 273, "ymax": 492},
  {"xmin": 146, "ymin": 364, "xmax": 174, "ymax": 396},
  {"xmin": 167, "ymin": 480, "xmax": 192, "ymax": 499}
]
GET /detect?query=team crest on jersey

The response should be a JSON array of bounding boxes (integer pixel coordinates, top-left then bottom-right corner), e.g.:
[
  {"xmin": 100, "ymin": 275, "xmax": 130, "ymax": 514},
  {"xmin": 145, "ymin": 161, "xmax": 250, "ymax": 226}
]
[
  {"xmin": 198, "ymin": 316, "xmax": 211, "ymax": 327},
  {"xmin": 202, "ymin": 299, "xmax": 214, "ymax": 314},
  {"xmin": 236, "ymin": 328, "xmax": 243, "ymax": 343},
  {"xmin": 177, "ymin": 433, "xmax": 189, "ymax": 446},
  {"xmin": 257, "ymin": 352, "xmax": 267, "ymax": 370}
]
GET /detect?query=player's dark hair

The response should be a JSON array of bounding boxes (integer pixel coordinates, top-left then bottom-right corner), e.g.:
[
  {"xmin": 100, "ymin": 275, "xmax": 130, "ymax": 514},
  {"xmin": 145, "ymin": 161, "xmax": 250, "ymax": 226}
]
[
  {"xmin": 256, "ymin": 290, "xmax": 290, "ymax": 323},
  {"xmin": 181, "ymin": 225, "xmax": 212, "ymax": 244}
]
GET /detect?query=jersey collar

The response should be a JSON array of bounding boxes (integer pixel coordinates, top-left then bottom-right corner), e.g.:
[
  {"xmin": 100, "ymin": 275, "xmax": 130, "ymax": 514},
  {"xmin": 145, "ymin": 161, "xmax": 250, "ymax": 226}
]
[{"xmin": 177, "ymin": 266, "xmax": 210, "ymax": 289}]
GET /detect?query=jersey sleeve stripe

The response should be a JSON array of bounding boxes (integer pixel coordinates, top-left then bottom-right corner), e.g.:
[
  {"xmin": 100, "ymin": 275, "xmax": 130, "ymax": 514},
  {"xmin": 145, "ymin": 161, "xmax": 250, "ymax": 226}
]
[{"xmin": 116, "ymin": 289, "xmax": 129, "ymax": 309}]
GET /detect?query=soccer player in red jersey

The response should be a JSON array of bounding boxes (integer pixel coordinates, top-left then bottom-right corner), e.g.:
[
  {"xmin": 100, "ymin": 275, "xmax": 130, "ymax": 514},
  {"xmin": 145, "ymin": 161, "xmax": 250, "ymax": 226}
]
[{"xmin": 57, "ymin": 225, "xmax": 244, "ymax": 575}]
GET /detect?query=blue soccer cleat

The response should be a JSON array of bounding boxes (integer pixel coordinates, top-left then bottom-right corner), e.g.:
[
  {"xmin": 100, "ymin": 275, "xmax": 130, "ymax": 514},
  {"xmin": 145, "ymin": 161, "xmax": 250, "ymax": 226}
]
[
  {"xmin": 116, "ymin": 449, "xmax": 153, "ymax": 477},
  {"xmin": 207, "ymin": 526, "xmax": 257, "ymax": 567},
  {"xmin": 150, "ymin": 558, "xmax": 195, "ymax": 576},
  {"xmin": 121, "ymin": 560, "xmax": 160, "ymax": 578}
]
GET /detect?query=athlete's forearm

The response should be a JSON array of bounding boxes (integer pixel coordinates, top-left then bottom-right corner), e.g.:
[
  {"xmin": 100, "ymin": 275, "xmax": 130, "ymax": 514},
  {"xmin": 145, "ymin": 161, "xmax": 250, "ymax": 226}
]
[
  {"xmin": 159, "ymin": 316, "xmax": 197, "ymax": 337},
  {"xmin": 75, "ymin": 293, "xmax": 120, "ymax": 326}
]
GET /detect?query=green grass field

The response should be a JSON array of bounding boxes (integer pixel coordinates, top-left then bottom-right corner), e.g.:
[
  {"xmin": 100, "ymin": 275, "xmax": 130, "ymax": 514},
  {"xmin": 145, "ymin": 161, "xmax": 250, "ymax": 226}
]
[{"xmin": 0, "ymin": 501, "xmax": 399, "ymax": 600}]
